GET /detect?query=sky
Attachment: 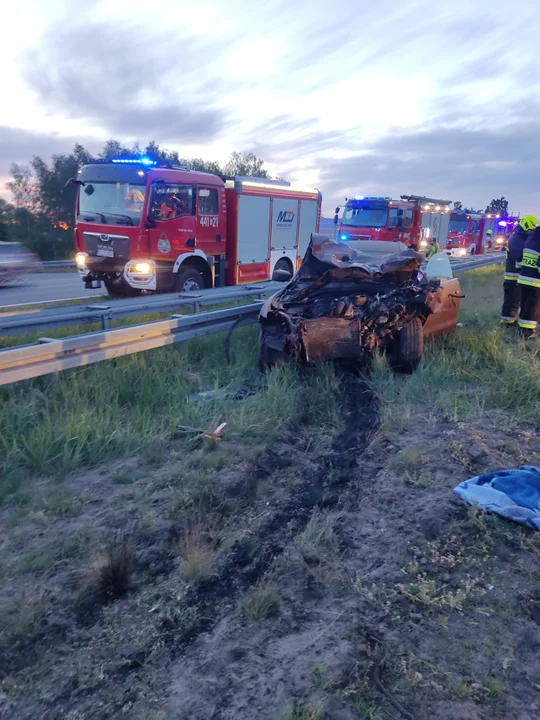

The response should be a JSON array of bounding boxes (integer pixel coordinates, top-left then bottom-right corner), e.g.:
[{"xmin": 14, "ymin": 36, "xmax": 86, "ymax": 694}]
[{"xmin": 1, "ymin": 0, "xmax": 539, "ymax": 215}]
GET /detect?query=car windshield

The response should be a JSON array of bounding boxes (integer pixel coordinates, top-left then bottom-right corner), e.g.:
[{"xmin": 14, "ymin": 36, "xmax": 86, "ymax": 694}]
[
  {"xmin": 448, "ymin": 219, "xmax": 468, "ymax": 234},
  {"xmin": 78, "ymin": 182, "xmax": 146, "ymax": 225},
  {"xmin": 341, "ymin": 205, "xmax": 388, "ymax": 228}
]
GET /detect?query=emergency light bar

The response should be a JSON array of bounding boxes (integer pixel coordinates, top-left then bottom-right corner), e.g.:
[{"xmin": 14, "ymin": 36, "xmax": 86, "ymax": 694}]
[
  {"xmin": 346, "ymin": 196, "xmax": 392, "ymax": 202},
  {"xmin": 111, "ymin": 157, "xmax": 157, "ymax": 166}
]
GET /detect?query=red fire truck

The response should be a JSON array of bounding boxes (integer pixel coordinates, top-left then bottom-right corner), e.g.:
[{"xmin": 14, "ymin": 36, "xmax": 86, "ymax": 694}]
[
  {"xmin": 335, "ymin": 194, "xmax": 452, "ymax": 251},
  {"xmin": 445, "ymin": 213, "xmax": 519, "ymax": 257},
  {"xmin": 72, "ymin": 158, "xmax": 321, "ymax": 296}
]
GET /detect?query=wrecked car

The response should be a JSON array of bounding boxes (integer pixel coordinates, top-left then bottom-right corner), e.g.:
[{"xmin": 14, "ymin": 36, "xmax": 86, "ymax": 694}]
[{"xmin": 258, "ymin": 234, "xmax": 461, "ymax": 373}]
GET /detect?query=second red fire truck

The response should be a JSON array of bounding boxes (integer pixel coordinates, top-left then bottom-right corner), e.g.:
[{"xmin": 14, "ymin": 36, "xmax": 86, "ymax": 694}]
[
  {"xmin": 335, "ymin": 194, "xmax": 452, "ymax": 251},
  {"xmin": 72, "ymin": 157, "xmax": 321, "ymax": 296}
]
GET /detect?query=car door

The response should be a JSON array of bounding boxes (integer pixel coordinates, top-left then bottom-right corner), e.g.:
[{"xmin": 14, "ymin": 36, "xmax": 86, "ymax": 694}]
[{"xmin": 422, "ymin": 252, "xmax": 461, "ymax": 337}]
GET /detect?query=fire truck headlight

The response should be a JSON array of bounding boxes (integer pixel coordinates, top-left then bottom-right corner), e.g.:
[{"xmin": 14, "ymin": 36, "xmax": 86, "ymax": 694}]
[
  {"xmin": 75, "ymin": 252, "xmax": 87, "ymax": 266},
  {"xmin": 459, "ymin": 248, "xmax": 467, "ymax": 256},
  {"xmin": 420, "ymin": 239, "xmax": 428, "ymax": 248},
  {"xmin": 130, "ymin": 262, "xmax": 152, "ymax": 274},
  {"xmin": 496, "ymin": 236, "xmax": 504, "ymax": 244}
]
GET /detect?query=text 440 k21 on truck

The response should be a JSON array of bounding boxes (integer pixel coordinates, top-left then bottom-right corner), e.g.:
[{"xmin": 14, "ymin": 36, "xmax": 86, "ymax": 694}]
[{"xmin": 71, "ymin": 157, "xmax": 321, "ymax": 296}]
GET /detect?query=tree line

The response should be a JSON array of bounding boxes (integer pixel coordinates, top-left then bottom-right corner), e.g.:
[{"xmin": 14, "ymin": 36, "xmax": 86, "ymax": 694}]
[
  {"xmin": 0, "ymin": 140, "xmax": 276, "ymax": 259},
  {"xmin": 453, "ymin": 197, "xmax": 510, "ymax": 216}
]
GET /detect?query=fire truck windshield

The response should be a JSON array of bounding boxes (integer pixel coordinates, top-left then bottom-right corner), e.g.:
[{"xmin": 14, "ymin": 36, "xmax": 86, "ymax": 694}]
[
  {"xmin": 448, "ymin": 219, "xmax": 468, "ymax": 234},
  {"xmin": 78, "ymin": 182, "xmax": 146, "ymax": 225},
  {"xmin": 341, "ymin": 205, "xmax": 388, "ymax": 228}
]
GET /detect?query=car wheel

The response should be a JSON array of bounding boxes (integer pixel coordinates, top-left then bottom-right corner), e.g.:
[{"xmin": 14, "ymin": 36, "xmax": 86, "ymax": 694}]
[
  {"xmin": 390, "ymin": 317, "xmax": 424, "ymax": 374},
  {"xmin": 258, "ymin": 329, "xmax": 287, "ymax": 372},
  {"xmin": 174, "ymin": 267, "xmax": 205, "ymax": 293}
]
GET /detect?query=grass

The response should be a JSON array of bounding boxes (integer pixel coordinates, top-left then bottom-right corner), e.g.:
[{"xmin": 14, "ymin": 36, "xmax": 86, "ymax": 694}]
[
  {"xmin": 369, "ymin": 265, "xmax": 540, "ymax": 431},
  {"xmin": 237, "ymin": 586, "xmax": 280, "ymax": 620},
  {"xmin": 77, "ymin": 535, "xmax": 135, "ymax": 609},
  {"xmin": 180, "ymin": 529, "xmax": 216, "ymax": 581},
  {"xmin": 0, "ymin": 328, "xmax": 343, "ymax": 502},
  {"xmin": 354, "ymin": 698, "xmax": 382, "ymax": 719},
  {"xmin": 282, "ymin": 705, "xmax": 324, "ymax": 720}
]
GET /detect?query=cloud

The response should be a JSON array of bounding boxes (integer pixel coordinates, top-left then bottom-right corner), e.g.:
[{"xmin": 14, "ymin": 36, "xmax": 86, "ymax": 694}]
[
  {"xmin": 23, "ymin": 19, "xmax": 228, "ymax": 142},
  {"xmin": 317, "ymin": 117, "xmax": 540, "ymax": 213},
  {"xmin": 0, "ymin": 126, "xmax": 101, "ymax": 181}
]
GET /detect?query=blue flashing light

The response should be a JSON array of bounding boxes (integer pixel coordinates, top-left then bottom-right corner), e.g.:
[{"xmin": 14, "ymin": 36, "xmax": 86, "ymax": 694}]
[
  {"xmin": 354, "ymin": 195, "xmax": 364, "ymax": 200},
  {"xmin": 111, "ymin": 157, "xmax": 157, "ymax": 166},
  {"xmin": 340, "ymin": 233, "xmax": 348, "ymax": 241}
]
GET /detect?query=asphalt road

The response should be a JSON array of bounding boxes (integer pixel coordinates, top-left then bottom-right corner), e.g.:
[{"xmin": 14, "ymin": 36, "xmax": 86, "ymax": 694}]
[{"xmin": 0, "ymin": 273, "xmax": 105, "ymax": 308}]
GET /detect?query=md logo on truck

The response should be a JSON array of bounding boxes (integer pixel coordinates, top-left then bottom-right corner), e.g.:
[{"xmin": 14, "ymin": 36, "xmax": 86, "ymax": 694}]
[{"xmin": 276, "ymin": 211, "xmax": 295, "ymax": 227}]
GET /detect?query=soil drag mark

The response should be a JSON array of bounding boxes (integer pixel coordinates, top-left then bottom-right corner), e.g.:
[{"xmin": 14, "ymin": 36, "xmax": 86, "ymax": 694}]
[{"xmin": 168, "ymin": 378, "xmax": 378, "ymax": 656}]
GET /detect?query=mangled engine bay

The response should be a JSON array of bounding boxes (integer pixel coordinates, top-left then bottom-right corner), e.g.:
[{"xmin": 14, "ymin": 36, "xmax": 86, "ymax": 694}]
[{"xmin": 259, "ymin": 235, "xmax": 459, "ymax": 371}]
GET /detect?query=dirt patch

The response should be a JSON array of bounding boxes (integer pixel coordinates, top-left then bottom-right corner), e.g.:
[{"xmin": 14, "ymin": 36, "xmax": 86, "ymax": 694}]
[{"xmin": 1, "ymin": 380, "xmax": 540, "ymax": 720}]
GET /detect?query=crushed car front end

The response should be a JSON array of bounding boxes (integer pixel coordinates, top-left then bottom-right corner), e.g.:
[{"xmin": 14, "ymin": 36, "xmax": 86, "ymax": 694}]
[{"xmin": 258, "ymin": 234, "xmax": 460, "ymax": 373}]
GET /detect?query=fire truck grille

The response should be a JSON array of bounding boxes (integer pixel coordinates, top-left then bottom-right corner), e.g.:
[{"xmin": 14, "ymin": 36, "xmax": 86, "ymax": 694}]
[{"xmin": 83, "ymin": 232, "xmax": 130, "ymax": 259}]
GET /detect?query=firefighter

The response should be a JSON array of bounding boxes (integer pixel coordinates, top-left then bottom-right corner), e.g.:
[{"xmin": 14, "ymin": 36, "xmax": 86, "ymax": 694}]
[
  {"xmin": 485, "ymin": 229, "xmax": 493, "ymax": 250},
  {"xmin": 500, "ymin": 215, "xmax": 537, "ymax": 326},
  {"xmin": 517, "ymin": 223, "xmax": 540, "ymax": 339},
  {"xmin": 425, "ymin": 238, "xmax": 441, "ymax": 259}
]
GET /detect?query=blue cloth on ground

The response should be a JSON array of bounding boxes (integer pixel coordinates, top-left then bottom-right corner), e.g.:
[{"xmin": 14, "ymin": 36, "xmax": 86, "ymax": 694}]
[{"xmin": 453, "ymin": 466, "xmax": 540, "ymax": 530}]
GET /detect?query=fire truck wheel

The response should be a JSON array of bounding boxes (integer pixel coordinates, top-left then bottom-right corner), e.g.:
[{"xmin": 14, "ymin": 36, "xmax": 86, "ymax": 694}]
[
  {"xmin": 272, "ymin": 258, "xmax": 294, "ymax": 282},
  {"xmin": 104, "ymin": 279, "xmax": 141, "ymax": 297},
  {"xmin": 174, "ymin": 267, "xmax": 205, "ymax": 292},
  {"xmin": 469, "ymin": 245, "xmax": 476, "ymax": 255},
  {"xmin": 390, "ymin": 317, "xmax": 424, "ymax": 374}
]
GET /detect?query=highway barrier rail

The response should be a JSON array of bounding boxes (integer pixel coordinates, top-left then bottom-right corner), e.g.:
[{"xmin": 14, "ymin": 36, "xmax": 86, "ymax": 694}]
[
  {"xmin": 0, "ymin": 282, "xmax": 281, "ymax": 337},
  {"xmin": 0, "ymin": 253, "xmax": 505, "ymax": 387},
  {"xmin": 0, "ymin": 303, "xmax": 262, "ymax": 387}
]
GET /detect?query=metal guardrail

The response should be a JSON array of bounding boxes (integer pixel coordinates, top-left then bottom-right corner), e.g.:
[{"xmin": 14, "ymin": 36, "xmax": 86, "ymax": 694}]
[
  {"xmin": 42, "ymin": 260, "xmax": 74, "ymax": 268},
  {"xmin": 0, "ymin": 303, "xmax": 262, "ymax": 386},
  {"xmin": 1, "ymin": 255, "xmax": 504, "ymax": 339},
  {"xmin": 0, "ymin": 282, "xmax": 280, "ymax": 337},
  {"xmin": 0, "ymin": 252, "xmax": 506, "ymax": 387}
]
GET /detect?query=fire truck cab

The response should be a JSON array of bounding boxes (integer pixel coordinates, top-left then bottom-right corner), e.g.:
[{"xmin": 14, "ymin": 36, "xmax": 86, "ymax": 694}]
[
  {"xmin": 445, "ymin": 213, "xmax": 515, "ymax": 257},
  {"xmin": 73, "ymin": 158, "xmax": 321, "ymax": 296},
  {"xmin": 336, "ymin": 194, "xmax": 451, "ymax": 251}
]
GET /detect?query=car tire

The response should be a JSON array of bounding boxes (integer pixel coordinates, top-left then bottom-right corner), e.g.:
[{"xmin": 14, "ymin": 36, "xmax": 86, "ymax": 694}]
[
  {"xmin": 258, "ymin": 329, "xmax": 287, "ymax": 372},
  {"xmin": 390, "ymin": 317, "xmax": 424, "ymax": 374},
  {"xmin": 174, "ymin": 267, "xmax": 205, "ymax": 293},
  {"xmin": 272, "ymin": 257, "xmax": 294, "ymax": 282}
]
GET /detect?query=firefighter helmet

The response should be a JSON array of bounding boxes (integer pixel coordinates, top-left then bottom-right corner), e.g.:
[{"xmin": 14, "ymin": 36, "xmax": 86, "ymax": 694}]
[
  {"xmin": 520, "ymin": 215, "xmax": 537, "ymax": 232},
  {"xmin": 486, "ymin": 229, "xmax": 493, "ymax": 235}
]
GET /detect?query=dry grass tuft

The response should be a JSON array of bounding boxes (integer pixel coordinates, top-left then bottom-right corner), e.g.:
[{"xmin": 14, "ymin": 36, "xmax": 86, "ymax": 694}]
[{"xmin": 237, "ymin": 586, "xmax": 280, "ymax": 620}]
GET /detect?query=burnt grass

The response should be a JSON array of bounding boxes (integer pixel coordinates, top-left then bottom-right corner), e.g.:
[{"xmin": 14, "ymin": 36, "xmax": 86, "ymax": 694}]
[{"xmin": 1, "ymin": 366, "xmax": 540, "ymax": 718}]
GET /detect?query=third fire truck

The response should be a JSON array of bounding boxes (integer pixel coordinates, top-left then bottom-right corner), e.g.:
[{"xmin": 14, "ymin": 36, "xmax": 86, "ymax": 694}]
[
  {"xmin": 72, "ymin": 157, "xmax": 321, "ymax": 296},
  {"xmin": 335, "ymin": 194, "xmax": 451, "ymax": 251},
  {"xmin": 445, "ymin": 212, "xmax": 521, "ymax": 257}
]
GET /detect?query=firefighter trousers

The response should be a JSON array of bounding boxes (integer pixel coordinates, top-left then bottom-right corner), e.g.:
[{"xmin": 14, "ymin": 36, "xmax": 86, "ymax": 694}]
[
  {"xmin": 501, "ymin": 280, "xmax": 521, "ymax": 324},
  {"xmin": 519, "ymin": 285, "xmax": 540, "ymax": 337}
]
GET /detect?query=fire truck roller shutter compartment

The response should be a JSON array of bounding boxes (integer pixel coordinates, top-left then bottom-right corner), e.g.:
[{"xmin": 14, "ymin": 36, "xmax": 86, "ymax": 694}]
[
  {"xmin": 270, "ymin": 198, "xmax": 299, "ymax": 275},
  {"xmin": 298, "ymin": 200, "xmax": 320, "ymax": 257},
  {"xmin": 237, "ymin": 195, "xmax": 271, "ymax": 265}
]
